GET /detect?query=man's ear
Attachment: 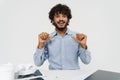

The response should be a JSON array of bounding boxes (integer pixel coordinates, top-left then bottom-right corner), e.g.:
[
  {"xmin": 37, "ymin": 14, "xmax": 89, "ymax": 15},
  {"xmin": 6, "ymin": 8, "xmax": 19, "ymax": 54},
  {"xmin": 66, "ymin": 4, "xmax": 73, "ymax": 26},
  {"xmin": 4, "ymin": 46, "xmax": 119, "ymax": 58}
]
[{"xmin": 51, "ymin": 21, "xmax": 54, "ymax": 23}]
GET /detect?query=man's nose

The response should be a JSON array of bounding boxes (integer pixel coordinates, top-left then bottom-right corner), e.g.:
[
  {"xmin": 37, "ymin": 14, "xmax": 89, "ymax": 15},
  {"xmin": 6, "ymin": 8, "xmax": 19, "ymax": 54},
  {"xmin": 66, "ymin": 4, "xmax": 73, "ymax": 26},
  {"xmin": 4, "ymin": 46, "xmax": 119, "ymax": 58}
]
[{"xmin": 59, "ymin": 16, "xmax": 64, "ymax": 20}]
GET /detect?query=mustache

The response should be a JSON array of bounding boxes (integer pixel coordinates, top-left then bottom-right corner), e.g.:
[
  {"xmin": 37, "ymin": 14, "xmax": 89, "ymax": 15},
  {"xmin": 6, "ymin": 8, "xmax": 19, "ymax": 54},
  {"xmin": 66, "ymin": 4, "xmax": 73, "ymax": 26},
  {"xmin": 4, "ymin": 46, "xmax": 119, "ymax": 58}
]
[{"xmin": 57, "ymin": 20, "xmax": 65, "ymax": 24}]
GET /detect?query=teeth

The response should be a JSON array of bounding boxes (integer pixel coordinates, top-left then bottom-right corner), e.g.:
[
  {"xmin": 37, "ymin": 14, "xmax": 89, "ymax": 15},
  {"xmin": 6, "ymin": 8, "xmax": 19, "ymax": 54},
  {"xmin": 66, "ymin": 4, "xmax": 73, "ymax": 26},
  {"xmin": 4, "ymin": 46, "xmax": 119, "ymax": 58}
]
[
  {"xmin": 60, "ymin": 22, "xmax": 63, "ymax": 23},
  {"xmin": 59, "ymin": 21, "xmax": 64, "ymax": 24}
]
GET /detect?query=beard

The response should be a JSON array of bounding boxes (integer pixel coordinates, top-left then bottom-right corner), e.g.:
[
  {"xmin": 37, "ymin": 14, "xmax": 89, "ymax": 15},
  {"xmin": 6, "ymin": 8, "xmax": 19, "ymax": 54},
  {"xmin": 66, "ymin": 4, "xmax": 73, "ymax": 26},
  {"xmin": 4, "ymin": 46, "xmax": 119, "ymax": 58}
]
[{"xmin": 53, "ymin": 20, "xmax": 69, "ymax": 31}]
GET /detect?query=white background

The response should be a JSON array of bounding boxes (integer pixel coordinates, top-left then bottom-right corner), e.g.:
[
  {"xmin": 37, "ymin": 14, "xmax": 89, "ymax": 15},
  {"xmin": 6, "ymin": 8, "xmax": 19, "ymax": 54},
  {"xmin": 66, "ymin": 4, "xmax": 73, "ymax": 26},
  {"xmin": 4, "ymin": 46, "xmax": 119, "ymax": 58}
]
[{"xmin": 0, "ymin": 0, "xmax": 120, "ymax": 72}]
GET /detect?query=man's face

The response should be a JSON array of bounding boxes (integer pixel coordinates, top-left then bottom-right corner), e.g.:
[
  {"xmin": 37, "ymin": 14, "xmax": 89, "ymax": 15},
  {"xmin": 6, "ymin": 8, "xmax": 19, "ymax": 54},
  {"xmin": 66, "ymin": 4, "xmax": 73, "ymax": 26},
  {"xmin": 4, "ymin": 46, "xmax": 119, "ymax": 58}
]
[{"xmin": 52, "ymin": 13, "xmax": 69, "ymax": 31}]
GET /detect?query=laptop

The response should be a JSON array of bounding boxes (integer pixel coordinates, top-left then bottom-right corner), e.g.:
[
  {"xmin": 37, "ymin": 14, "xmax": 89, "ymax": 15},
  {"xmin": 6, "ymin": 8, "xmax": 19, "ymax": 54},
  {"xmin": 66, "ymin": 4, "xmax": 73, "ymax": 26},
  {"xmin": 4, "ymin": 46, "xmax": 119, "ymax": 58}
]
[{"xmin": 85, "ymin": 70, "xmax": 120, "ymax": 80}]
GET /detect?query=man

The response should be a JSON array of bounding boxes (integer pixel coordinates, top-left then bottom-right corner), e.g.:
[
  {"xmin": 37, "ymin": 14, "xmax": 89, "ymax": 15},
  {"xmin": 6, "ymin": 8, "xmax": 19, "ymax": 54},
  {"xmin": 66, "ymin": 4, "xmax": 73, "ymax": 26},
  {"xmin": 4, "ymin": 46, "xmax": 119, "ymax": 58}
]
[{"xmin": 33, "ymin": 4, "xmax": 91, "ymax": 70}]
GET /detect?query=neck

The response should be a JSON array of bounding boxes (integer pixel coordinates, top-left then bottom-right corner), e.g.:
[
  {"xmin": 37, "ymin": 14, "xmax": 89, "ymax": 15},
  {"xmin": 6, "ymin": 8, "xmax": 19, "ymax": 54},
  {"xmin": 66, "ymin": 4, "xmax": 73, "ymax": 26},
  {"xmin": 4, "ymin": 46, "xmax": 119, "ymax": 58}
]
[{"xmin": 56, "ymin": 28, "xmax": 67, "ymax": 37}]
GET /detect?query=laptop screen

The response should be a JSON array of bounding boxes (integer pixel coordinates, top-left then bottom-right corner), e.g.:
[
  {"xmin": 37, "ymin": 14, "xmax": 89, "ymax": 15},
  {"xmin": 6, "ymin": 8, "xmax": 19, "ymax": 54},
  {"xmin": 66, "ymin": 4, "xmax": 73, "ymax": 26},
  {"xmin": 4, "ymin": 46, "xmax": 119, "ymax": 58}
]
[{"xmin": 85, "ymin": 70, "xmax": 120, "ymax": 80}]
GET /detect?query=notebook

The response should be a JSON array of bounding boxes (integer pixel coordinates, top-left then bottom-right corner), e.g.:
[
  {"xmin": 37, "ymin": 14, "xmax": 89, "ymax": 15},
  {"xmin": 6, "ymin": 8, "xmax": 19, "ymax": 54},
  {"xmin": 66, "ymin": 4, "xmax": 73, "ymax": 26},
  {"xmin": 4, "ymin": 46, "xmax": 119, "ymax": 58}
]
[{"xmin": 85, "ymin": 70, "xmax": 120, "ymax": 80}]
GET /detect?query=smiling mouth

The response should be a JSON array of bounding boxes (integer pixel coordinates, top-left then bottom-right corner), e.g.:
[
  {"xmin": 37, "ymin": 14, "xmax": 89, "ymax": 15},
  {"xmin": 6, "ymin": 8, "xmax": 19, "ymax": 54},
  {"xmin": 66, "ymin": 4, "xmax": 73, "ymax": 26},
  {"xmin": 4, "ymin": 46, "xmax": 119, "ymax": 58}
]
[{"xmin": 58, "ymin": 21, "xmax": 65, "ymax": 25}]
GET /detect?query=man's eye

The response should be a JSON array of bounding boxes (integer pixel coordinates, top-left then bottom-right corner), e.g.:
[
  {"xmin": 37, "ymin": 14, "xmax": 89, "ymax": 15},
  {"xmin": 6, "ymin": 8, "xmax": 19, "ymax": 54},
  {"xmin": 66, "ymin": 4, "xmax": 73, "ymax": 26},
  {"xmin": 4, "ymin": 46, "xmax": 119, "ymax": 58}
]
[
  {"xmin": 63, "ymin": 15, "xmax": 67, "ymax": 18},
  {"xmin": 56, "ymin": 16, "xmax": 59, "ymax": 17}
]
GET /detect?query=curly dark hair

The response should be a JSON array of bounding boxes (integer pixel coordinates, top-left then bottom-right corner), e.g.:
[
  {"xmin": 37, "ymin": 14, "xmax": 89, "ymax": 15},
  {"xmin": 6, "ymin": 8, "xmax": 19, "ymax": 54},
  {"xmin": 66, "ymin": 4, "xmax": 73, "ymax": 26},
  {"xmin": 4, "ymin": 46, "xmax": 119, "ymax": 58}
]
[{"xmin": 49, "ymin": 4, "xmax": 72, "ymax": 23}]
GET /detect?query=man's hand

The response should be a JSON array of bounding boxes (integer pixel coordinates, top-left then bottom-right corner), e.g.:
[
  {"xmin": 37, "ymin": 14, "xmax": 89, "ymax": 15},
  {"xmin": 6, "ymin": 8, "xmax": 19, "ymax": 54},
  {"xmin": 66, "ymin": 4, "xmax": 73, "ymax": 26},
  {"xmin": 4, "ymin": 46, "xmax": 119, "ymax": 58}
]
[
  {"xmin": 38, "ymin": 32, "xmax": 53, "ymax": 49},
  {"xmin": 72, "ymin": 33, "xmax": 87, "ymax": 49}
]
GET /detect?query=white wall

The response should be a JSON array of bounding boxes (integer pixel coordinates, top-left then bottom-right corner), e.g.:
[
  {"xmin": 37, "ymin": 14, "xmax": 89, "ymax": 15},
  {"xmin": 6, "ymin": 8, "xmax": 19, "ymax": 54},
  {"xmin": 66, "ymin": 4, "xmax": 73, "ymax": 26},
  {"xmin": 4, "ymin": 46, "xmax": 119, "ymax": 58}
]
[{"xmin": 0, "ymin": 0, "xmax": 120, "ymax": 71}]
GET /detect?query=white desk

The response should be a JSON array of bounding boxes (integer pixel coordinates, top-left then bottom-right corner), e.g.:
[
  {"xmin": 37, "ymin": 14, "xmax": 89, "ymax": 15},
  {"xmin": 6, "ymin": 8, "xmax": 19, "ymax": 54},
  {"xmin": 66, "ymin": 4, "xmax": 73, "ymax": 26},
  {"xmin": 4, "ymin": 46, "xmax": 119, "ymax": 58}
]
[
  {"xmin": 0, "ymin": 63, "xmax": 98, "ymax": 80},
  {"xmin": 15, "ymin": 68, "xmax": 97, "ymax": 80},
  {"xmin": 1, "ymin": 63, "xmax": 120, "ymax": 80}
]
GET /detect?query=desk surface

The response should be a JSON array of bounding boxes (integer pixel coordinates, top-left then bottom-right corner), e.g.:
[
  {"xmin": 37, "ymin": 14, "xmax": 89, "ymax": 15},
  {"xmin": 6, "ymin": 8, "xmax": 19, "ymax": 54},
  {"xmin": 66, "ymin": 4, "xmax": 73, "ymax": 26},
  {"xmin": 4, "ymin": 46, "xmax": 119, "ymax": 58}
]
[
  {"xmin": 15, "ymin": 68, "xmax": 97, "ymax": 80},
  {"xmin": 1, "ymin": 64, "xmax": 120, "ymax": 80}
]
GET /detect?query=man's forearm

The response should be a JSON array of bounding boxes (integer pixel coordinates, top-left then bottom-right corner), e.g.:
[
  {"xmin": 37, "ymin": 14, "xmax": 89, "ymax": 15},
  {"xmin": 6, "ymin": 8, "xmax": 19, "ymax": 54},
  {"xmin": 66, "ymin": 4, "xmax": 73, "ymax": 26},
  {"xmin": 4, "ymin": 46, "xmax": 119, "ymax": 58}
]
[
  {"xmin": 38, "ymin": 42, "xmax": 45, "ymax": 49},
  {"xmin": 33, "ymin": 49, "xmax": 45, "ymax": 66},
  {"xmin": 79, "ymin": 48, "xmax": 91, "ymax": 64}
]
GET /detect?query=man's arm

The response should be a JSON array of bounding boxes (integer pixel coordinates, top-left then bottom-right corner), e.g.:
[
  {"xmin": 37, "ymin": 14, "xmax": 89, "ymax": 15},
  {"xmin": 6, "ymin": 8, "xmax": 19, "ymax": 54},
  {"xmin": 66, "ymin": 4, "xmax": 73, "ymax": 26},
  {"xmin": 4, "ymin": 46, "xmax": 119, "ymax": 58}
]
[
  {"xmin": 78, "ymin": 46, "xmax": 91, "ymax": 64},
  {"xmin": 72, "ymin": 33, "xmax": 91, "ymax": 64},
  {"xmin": 33, "ymin": 32, "xmax": 50, "ymax": 66},
  {"xmin": 33, "ymin": 47, "xmax": 48, "ymax": 66}
]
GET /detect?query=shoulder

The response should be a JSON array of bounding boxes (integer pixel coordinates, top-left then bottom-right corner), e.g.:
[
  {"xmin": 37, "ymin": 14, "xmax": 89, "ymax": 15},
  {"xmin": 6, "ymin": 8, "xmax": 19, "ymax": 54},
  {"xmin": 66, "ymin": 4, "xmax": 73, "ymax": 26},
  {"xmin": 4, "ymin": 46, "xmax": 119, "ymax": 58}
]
[
  {"xmin": 49, "ymin": 31, "xmax": 56, "ymax": 36},
  {"xmin": 68, "ymin": 30, "xmax": 78, "ymax": 36}
]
